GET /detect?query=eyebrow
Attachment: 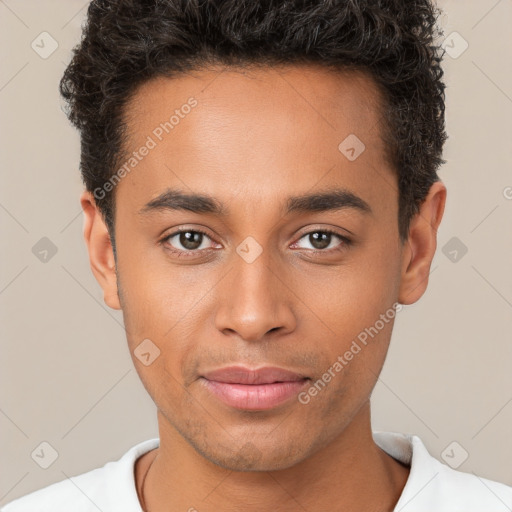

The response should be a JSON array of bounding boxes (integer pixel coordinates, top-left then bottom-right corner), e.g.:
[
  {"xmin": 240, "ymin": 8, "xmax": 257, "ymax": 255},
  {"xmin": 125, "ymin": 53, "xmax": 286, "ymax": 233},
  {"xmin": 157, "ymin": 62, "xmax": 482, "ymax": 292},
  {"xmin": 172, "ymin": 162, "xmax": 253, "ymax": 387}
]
[
  {"xmin": 286, "ymin": 189, "xmax": 372, "ymax": 215},
  {"xmin": 139, "ymin": 187, "xmax": 372, "ymax": 217}
]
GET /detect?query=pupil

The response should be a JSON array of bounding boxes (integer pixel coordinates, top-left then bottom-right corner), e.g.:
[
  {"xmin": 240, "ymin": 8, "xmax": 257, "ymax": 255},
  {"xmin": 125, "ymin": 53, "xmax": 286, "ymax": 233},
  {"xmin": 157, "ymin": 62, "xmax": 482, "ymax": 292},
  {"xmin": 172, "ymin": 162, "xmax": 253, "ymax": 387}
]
[
  {"xmin": 310, "ymin": 232, "xmax": 330, "ymax": 249},
  {"xmin": 180, "ymin": 231, "xmax": 202, "ymax": 250}
]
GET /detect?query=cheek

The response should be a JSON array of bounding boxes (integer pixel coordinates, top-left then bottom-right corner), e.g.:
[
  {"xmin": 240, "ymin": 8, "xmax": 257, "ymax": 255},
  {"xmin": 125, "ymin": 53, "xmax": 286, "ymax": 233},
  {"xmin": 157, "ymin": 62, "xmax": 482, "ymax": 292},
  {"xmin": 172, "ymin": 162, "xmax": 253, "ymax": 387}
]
[
  {"xmin": 116, "ymin": 260, "xmax": 213, "ymax": 402},
  {"xmin": 299, "ymin": 254, "xmax": 401, "ymax": 337},
  {"xmin": 116, "ymin": 240, "xmax": 204, "ymax": 337},
  {"xmin": 295, "ymin": 243, "xmax": 402, "ymax": 391}
]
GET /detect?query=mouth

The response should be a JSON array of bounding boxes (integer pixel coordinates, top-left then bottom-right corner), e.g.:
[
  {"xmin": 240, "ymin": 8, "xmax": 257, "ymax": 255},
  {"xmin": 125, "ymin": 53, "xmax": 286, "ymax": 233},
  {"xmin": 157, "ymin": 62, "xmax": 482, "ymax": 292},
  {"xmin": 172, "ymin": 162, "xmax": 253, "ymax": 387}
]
[{"xmin": 200, "ymin": 365, "xmax": 311, "ymax": 410}]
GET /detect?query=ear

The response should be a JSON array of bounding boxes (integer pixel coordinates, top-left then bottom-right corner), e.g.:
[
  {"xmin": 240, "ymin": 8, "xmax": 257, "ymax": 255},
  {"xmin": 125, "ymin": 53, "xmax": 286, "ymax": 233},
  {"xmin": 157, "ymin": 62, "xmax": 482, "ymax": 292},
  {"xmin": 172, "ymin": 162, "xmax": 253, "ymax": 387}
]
[
  {"xmin": 398, "ymin": 180, "xmax": 447, "ymax": 305},
  {"xmin": 80, "ymin": 190, "xmax": 121, "ymax": 310}
]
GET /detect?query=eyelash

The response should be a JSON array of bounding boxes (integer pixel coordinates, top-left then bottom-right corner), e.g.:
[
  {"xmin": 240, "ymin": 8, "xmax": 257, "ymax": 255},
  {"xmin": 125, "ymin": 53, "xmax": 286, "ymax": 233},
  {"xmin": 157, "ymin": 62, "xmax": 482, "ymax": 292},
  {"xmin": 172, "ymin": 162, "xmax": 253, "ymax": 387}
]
[{"xmin": 160, "ymin": 227, "xmax": 352, "ymax": 258}]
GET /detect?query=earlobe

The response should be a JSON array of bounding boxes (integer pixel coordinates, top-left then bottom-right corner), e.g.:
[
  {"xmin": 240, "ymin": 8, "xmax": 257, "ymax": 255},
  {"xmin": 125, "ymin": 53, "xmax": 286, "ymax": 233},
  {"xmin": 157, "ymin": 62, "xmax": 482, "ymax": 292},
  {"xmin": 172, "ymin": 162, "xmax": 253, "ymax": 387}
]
[
  {"xmin": 80, "ymin": 190, "xmax": 121, "ymax": 310},
  {"xmin": 398, "ymin": 181, "xmax": 447, "ymax": 305}
]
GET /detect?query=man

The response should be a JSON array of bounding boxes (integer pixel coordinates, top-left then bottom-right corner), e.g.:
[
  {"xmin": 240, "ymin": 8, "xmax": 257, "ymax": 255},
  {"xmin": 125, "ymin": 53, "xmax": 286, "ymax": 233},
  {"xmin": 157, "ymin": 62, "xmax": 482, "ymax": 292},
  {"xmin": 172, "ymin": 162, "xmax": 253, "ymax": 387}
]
[{"xmin": 3, "ymin": 0, "xmax": 511, "ymax": 511}]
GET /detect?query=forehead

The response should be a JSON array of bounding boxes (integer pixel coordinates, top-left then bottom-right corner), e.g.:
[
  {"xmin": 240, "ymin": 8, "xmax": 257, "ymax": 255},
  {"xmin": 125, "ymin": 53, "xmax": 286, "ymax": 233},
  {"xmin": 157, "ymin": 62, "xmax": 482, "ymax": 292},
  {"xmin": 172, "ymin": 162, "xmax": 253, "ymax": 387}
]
[
  {"xmin": 124, "ymin": 63, "xmax": 385, "ymax": 145},
  {"xmin": 117, "ymin": 64, "xmax": 394, "ymax": 215}
]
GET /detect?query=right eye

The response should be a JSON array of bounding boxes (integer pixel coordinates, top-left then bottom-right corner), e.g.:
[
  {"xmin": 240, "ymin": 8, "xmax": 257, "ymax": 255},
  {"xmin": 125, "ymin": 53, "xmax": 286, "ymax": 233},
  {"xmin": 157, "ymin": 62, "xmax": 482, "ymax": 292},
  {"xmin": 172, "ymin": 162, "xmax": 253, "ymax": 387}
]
[{"xmin": 162, "ymin": 228, "xmax": 218, "ymax": 255}]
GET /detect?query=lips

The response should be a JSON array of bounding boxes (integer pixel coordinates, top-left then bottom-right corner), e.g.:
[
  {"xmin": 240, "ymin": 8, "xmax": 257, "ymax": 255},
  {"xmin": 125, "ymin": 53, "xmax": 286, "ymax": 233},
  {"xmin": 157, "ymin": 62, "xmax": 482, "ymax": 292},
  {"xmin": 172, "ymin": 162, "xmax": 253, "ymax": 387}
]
[
  {"xmin": 201, "ymin": 365, "xmax": 308, "ymax": 385},
  {"xmin": 200, "ymin": 365, "xmax": 310, "ymax": 410}
]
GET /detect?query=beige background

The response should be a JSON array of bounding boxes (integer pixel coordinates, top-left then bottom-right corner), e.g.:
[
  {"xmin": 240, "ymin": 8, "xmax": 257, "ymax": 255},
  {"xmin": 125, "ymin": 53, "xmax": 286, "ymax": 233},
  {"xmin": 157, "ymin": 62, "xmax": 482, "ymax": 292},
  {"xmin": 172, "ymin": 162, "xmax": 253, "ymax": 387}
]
[{"xmin": 1, "ymin": 0, "xmax": 511, "ymax": 505}]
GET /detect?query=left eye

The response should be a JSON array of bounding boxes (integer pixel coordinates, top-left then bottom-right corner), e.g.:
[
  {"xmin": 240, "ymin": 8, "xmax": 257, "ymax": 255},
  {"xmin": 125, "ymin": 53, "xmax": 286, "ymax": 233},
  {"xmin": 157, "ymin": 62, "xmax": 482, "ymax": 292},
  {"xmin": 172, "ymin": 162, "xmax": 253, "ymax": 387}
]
[{"xmin": 293, "ymin": 230, "xmax": 348, "ymax": 251}]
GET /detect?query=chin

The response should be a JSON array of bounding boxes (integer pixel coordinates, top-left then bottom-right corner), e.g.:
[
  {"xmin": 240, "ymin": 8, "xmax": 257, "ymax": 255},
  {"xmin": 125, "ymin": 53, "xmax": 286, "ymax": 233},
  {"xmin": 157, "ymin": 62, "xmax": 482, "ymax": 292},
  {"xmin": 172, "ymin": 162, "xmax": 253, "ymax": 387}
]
[{"xmin": 201, "ymin": 439, "xmax": 309, "ymax": 472}]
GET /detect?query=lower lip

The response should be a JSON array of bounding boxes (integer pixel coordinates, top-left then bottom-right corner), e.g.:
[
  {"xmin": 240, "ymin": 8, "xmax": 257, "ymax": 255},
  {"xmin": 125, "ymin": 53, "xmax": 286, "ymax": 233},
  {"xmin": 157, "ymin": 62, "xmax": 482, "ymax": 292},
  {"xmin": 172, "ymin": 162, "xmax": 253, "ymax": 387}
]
[{"xmin": 201, "ymin": 378, "xmax": 310, "ymax": 410}]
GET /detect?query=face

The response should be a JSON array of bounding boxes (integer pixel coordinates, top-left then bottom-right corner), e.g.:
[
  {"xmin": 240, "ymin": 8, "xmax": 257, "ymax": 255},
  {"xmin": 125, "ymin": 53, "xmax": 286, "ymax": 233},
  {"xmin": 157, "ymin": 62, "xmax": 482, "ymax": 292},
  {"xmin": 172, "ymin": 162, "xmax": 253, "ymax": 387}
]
[{"xmin": 82, "ymin": 64, "xmax": 445, "ymax": 471}]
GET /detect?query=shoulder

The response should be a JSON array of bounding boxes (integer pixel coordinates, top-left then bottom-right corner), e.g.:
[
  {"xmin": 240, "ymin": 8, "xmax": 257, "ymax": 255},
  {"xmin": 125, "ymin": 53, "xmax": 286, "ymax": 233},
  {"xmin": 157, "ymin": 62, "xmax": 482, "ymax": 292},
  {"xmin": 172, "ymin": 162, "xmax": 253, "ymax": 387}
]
[
  {"xmin": 1, "ymin": 471, "xmax": 105, "ymax": 512},
  {"xmin": 422, "ymin": 451, "xmax": 512, "ymax": 510},
  {"xmin": 1, "ymin": 438, "xmax": 160, "ymax": 512},
  {"xmin": 374, "ymin": 431, "xmax": 512, "ymax": 511}
]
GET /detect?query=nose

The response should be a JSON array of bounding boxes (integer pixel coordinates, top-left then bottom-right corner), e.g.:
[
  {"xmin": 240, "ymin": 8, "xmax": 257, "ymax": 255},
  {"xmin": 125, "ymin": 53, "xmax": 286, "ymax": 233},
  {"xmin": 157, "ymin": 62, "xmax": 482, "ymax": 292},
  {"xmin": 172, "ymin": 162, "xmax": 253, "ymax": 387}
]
[{"xmin": 214, "ymin": 247, "xmax": 297, "ymax": 342}]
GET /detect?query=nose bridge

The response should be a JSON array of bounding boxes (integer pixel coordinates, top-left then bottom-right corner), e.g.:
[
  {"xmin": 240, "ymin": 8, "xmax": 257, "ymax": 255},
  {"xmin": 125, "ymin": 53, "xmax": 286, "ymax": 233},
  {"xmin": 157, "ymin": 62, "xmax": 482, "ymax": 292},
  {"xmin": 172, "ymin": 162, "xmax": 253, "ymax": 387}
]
[
  {"xmin": 214, "ymin": 238, "xmax": 296, "ymax": 341},
  {"xmin": 234, "ymin": 241, "xmax": 277, "ymax": 302}
]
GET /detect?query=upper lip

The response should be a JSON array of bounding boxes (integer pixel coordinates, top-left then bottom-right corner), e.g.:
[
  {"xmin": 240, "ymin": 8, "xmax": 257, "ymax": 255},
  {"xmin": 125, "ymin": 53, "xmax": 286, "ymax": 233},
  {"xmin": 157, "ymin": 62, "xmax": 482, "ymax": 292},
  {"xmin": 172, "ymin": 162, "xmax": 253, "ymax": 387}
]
[{"xmin": 202, "ymin": 366, "xmax": 309, "ymax": 385}]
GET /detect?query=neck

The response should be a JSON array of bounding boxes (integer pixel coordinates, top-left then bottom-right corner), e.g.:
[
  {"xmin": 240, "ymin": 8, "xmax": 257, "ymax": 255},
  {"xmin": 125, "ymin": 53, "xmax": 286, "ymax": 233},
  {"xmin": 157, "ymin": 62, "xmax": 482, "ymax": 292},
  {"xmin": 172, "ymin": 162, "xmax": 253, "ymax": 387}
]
[{"xmin": 135, "ymin": 402, "xmax": 409, "ymax": 512}]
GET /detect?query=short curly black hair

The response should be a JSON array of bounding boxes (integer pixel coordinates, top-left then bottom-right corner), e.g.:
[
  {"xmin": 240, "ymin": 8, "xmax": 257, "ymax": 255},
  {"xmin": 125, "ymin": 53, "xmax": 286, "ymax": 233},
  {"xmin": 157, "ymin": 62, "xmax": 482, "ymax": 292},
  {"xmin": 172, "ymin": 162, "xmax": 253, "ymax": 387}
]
[{"xmin": 60, "ymin": 0, "xmax": 447, "ymax": 249}]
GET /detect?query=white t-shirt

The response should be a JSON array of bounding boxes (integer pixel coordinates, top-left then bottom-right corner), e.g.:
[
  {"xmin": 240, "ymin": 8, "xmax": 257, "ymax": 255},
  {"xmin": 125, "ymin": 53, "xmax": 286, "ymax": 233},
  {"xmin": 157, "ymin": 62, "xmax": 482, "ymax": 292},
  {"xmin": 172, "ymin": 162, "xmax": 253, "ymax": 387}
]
[{"xmin": 2, "ymin": 431, "xmax": 511, "ymax": 511}]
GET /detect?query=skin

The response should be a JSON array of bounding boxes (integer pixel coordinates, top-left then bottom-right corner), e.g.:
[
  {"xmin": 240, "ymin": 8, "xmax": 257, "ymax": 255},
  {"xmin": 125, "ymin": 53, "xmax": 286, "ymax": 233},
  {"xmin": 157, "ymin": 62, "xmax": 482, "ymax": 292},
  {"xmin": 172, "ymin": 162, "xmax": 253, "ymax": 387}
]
[{"xmin": 80, "ymin": 64, "xmax": 446, "ymax": 512}]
